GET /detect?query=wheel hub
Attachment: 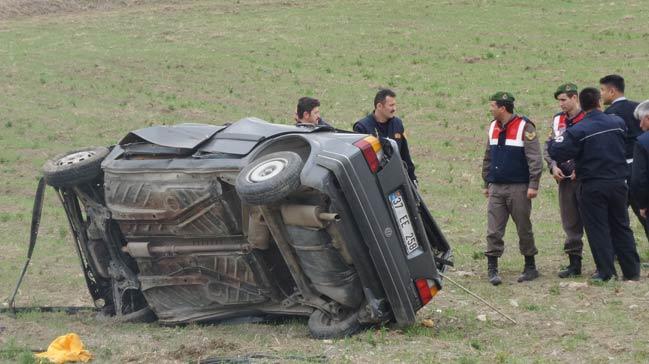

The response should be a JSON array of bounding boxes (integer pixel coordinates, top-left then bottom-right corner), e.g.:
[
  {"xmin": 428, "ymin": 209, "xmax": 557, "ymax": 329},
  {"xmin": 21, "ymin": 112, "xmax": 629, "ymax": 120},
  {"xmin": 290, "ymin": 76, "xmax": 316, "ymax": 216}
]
[
  {"xmin": 247, "ymin": 158, "xmax": 287, "ymax": 182},
  {"xmin": 56, "ymin": 151, "xmax": 95, "ymax": 166}
]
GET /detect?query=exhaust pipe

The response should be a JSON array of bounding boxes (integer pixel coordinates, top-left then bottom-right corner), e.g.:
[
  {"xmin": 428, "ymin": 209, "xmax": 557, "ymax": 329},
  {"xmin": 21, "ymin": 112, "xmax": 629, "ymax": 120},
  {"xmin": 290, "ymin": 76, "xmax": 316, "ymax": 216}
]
[
  {"xmin": 280, "ymin": 204, "xmax": 340, "ymax": 229},
  {"xmin": 123, "ymin": 242, "xmax": 251, "ymax": 257}
]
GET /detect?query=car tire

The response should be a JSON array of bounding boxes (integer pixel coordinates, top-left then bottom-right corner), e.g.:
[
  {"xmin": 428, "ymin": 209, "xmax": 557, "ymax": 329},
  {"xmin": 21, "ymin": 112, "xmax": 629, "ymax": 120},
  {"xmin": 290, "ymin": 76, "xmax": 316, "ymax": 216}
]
[
  {"xmin": 114, "ymin": 306, "xmax": 157, "ymax": 323},
  {"xmin": 308, "ymin": 309, "xmax": 361, "ymax": 339},
  {"xmin": 235, "ymin": 151, "xmax": 303, "ymax": 205},
  {"xmin": 42, "ymin": 146, "xmax": 109, "ymax": 188}
]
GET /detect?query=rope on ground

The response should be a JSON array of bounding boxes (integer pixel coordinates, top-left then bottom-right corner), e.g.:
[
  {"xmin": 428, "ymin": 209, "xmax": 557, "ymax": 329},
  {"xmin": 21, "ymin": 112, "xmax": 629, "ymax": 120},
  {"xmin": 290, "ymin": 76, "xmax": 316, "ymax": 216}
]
[{"xmin": 440, "ymin": 272, "xmax": 517, "ymax": 324}]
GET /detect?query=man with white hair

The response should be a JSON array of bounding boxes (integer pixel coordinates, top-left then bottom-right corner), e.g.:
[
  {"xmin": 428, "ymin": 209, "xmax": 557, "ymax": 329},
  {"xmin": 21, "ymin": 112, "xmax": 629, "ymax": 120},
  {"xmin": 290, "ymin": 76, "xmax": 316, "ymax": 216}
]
[{"xmin": 631, "ymin": 100, "xmax": 649, "ymax": 223}]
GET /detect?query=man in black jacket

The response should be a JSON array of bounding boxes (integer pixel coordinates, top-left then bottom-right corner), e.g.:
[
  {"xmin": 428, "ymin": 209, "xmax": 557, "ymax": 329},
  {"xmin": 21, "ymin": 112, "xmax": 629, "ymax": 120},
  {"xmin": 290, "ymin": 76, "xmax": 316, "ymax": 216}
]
[
  {"xmin": 354, "ymin": 89, "xmax": 417, "ymax": 183},
  {"xmin": 631, "ymin": 101, "xmax": 649, "ymax": 225},
  {"xmin": 549, "ymin": 87, "xmax": 640, "ymax": 281},
  {"xmin": 599, "ymin": 75, "xmax": 648, "ymax": 242}
]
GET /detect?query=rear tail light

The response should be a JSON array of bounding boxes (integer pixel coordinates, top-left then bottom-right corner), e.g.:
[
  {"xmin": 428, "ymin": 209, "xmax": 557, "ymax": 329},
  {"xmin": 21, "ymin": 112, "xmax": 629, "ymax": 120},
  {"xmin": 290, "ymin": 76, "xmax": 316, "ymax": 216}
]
[
  {"xmin": 353, "ymin": 136, "xmax": 384, "ymax": 173},
  {"xmin": 415, "ymin": 278, "xmax": 439, "ymax": 305}
]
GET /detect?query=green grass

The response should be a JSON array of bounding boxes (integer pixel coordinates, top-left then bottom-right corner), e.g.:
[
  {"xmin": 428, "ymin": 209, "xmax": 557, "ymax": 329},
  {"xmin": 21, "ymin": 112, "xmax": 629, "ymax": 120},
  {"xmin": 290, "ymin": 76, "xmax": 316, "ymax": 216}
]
[
  {"xmin": 2, "ymin": 0, "xmax": 649, "ymax": 362},
  {"xmin": 0, "ymin": 338, "xmax": 37, "ymax": 364}
]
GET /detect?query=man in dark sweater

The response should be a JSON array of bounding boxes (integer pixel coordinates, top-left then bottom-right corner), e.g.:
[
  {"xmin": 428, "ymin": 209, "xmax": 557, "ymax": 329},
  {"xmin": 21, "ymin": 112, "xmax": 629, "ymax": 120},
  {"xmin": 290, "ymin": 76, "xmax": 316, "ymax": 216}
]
[{"xmin": 599, "ymin": 75, "xmax": 648, "ymax": 243}]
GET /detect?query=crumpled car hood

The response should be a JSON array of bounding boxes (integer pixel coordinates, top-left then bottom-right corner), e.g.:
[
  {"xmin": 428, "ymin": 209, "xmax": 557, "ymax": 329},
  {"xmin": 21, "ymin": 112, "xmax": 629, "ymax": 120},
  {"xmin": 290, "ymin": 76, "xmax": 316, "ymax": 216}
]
[
  {"xmin": 118, "ymin": 117, "xmax": 329, "ymax": 156},
  {"xmin": 119, "ymin": 123, "xmax": 226, "ymax": 150}
]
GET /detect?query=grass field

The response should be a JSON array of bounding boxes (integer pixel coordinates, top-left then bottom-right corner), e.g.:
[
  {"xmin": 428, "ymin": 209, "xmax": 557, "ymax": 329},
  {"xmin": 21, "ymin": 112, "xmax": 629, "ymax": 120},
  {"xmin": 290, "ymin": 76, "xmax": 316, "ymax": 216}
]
[{"xmin": 2, "ymin": 0, "xmax": 649, "ymax": 362}]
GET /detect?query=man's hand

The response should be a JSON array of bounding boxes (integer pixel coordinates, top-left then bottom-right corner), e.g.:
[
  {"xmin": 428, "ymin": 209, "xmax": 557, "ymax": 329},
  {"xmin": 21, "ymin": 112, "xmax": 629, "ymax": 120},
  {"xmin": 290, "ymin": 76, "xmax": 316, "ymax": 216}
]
[
  {"xmin": 483, "ymin": 188, "xmax": 489, "ymax": 198},
  {"xmin": 527, "ymin": 188, "xmax": 538, "ymax": 199},
  {"xmin": 551, "ymin": 166, "xmax": 565, "ymax": 182},
  {"xmin": 641, "ymin": 208, "xmax": 647, "ymax": 219},
  {"xmin": 569, "ymin": 171, "xmax": 576, "ymax": 181}
]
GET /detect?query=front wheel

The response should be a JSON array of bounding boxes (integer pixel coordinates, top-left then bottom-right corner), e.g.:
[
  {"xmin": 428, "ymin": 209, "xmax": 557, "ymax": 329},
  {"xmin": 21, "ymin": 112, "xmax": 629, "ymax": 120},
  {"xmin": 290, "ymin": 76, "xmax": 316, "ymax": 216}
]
[
  {"xmin": 42, "ymin": 146, "xmax": 109, "ymax": 188},
  {"xmin": 235, "ymin": 151, "xmax": 303, "ymax": 205}
]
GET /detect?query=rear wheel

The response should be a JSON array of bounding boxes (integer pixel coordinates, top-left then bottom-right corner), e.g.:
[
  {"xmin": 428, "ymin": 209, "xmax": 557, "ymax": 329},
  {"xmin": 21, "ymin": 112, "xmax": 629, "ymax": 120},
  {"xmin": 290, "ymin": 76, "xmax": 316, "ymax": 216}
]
[
  {"xmin": 308, "ymin": 309, "xmax": 361, "ymax": 339},
  {"xmin": 111, "ymin": 287, "xmax": 156, "ymax": 323},
  {"xmin": 235, "ymin": 151, "xmax": 303, "ymax": 205},
  {"xmin": 42, "ymin": 146, "xmax": 109, "ymax": 187},
  {"xmin": 115, "ymin": 306, "xmax": 157, "ymax": 323}
]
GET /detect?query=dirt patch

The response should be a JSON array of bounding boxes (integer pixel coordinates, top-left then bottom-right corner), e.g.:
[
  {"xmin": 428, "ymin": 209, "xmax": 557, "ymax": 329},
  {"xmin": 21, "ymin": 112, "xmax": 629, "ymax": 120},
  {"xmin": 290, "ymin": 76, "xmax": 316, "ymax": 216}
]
[
  {"xmin": 0, "ymin": 0, "xmax": 174, "ymax": 20},
  {"xmin": 169, "ymin": 338, "xmax": 239, "ymax": 361}
]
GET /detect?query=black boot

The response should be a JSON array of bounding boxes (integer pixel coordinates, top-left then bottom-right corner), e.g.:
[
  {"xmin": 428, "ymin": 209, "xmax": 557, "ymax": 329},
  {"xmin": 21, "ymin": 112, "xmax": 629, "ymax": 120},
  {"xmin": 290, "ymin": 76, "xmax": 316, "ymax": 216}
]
[
  {"xmin": 487, "ymin": 256, "xmax": 502, "ymax": 286},
  {"xmin": 558, "ymin": 255, "xmax": 582, "ymax": 278},
  {"xmin": 517, "ymin": 255, "xmax": 539, "ymax": 282},
  {"xmin": 591, "ymin": 270, "xmax": 616, "ymax": 282}
]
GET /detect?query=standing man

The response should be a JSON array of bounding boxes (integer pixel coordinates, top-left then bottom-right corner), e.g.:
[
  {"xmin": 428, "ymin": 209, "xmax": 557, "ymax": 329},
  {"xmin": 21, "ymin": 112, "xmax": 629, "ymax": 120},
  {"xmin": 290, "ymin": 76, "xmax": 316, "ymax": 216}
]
[
  {"xmin": 295, "ymin": 97, "xmax": 331, "ymax": 127},
  {"xmin": 599, "ymin": 75, "xmax": 648, "ymax": 242},
  {"xmin": 544, "ymin": 83, "xmax": 586, "ymax": 278},
  {"xmin": 549, "ymin": 87, "xmax": 640, "ymax": 281},
  {"xmin": 354, "ymin": 89, "xmax": 417, "ymax": 183},
  {"xmin": 631, "ymin": 101, "xmax": 649, "ymax": 225},
  {"xmin": 482, "ymin": 92, "xmax": 543, "ymax": 285}
]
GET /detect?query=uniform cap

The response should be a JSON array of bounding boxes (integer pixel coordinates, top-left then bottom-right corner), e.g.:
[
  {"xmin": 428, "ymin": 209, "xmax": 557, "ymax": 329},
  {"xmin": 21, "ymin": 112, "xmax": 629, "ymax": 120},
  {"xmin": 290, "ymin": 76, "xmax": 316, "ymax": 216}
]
[
  {"xmin": 554, "ymin": 83, "xmax": 578, "ymax": 99},
  {"xmin": 489, "ymin": 91, "xmax": 515, "ymax": 102}
]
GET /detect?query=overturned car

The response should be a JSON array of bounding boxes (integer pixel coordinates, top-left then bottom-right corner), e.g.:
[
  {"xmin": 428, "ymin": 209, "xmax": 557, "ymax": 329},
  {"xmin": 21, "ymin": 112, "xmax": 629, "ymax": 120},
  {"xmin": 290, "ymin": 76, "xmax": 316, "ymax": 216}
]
[{"xmin": 40, "ymin": 117, "xmax": 452, "ymax": 338}]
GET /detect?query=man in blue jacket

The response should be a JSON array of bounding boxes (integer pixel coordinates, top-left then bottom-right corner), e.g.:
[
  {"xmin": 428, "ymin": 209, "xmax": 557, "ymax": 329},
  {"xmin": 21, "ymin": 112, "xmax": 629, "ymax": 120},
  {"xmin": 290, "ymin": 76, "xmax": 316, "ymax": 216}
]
[
  {"xmin": 354, "ymin": 89, "xmax": 417, "ymax": 183},
  {"xmin": 549, "ymin": 87, "xmax": 640, "ymax": 281}
]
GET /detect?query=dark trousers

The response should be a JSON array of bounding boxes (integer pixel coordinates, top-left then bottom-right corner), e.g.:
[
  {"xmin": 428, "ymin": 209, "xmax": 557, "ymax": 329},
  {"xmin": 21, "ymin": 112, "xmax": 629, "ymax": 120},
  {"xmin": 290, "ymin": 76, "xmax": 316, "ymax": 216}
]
[
  {"xmin": 629, "ymin": 191, "xmax": 649, "ymax": 242},
  {"xmin": 626, "ymin": 163, "xmax": 649, "ymax": 243},
  {"xmin": 578, "ymin": 180, "xmax": 640, "ymax": 279}
]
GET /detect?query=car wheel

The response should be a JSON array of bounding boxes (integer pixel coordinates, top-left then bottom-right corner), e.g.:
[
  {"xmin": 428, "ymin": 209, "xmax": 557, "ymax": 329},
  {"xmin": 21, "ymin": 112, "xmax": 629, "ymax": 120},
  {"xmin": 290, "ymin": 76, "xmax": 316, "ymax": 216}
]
[
  {"xmin": 308, "ymin": 309, "xmax": 361, "ymax": 339},
  {"xmin": 235, "ymin": 151, "xmax": 303, "ymax": 205},
  {"xmin": 42, "ymin": 146, "xmax": 109, "ymax": 188},
  {"xmin": 114, "ymin": 306, "xmax": 157, "ymax": 323}
]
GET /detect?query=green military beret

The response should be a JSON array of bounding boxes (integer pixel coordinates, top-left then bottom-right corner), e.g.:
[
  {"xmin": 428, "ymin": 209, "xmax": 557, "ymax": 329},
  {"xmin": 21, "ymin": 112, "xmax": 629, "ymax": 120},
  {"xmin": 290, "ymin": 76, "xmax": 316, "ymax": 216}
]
[
  {"xmin": 489, "ymin": 91, "xmax": 515, "ymax": 102},
  {"xmin": 554, "ymin": 83, "xmax": 578, "ymax": 99}
]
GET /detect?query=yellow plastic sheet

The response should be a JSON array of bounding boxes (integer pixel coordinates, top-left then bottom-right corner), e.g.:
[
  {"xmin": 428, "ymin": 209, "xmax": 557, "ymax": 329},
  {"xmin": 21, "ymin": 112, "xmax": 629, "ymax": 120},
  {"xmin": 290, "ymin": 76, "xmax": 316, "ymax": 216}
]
[{"xmin": 34, "ymin": 333, "xmax": 92, "ymax": 363}]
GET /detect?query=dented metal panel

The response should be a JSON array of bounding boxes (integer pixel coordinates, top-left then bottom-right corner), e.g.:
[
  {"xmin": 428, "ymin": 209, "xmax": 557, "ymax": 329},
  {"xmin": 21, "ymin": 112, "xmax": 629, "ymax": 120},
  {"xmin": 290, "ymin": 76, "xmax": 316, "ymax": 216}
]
[{"xmin": 119, "ymin": 123, "xmax": 225, "ymax": 149}]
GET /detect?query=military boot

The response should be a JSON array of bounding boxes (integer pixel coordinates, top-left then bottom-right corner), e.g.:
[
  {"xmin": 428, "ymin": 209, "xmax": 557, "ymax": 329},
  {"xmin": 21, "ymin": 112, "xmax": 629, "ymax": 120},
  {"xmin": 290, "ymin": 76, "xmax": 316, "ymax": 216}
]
[
  {"xmin": 487, "ymin": 256, "xmax": 502, "ymax": 286},
  {"xmin": 517, "ymin": 255, "xmax": 539, "ymax": 282},
  {"xmin": 558, "ymin": 255, "xmax": 582, "ymax": 278}
]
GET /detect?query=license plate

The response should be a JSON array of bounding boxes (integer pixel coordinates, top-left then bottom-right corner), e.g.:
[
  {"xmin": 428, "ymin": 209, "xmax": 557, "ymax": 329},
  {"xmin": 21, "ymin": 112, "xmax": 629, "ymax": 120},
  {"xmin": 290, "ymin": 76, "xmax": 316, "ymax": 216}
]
[{"xmin": 389, "ymin": 190, "xmax": 420, "ymax": 256}]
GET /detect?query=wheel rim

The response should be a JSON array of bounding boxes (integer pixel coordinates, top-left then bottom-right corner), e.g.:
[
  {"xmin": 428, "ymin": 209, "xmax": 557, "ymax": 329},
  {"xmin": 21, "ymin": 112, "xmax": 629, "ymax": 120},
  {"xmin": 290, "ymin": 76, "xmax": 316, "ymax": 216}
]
[
  {"xmin": 246, "ymin": 158, "xmax": 288, "ymax": 183},
  {"xmin": 56, "ymin": 151, "xmax": 95, "ymax": 166}
]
